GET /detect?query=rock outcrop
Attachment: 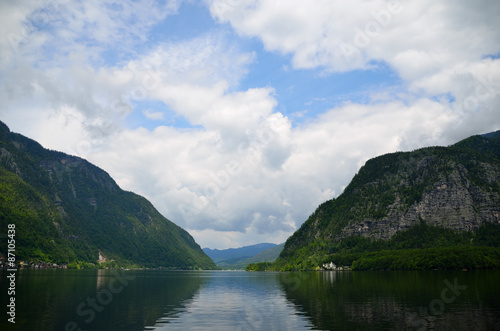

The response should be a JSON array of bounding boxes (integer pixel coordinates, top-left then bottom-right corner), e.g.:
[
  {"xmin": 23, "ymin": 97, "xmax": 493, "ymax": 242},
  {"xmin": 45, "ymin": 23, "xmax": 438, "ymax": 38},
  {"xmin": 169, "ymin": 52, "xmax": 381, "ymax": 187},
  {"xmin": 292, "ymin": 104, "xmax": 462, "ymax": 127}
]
[
  {"xmin": 276, "ymin": 131, "xmax": 500, "ymax": 268},
  {"xmin": 340, "ymin": 151, "xmax": 500, "ymax": 240}
]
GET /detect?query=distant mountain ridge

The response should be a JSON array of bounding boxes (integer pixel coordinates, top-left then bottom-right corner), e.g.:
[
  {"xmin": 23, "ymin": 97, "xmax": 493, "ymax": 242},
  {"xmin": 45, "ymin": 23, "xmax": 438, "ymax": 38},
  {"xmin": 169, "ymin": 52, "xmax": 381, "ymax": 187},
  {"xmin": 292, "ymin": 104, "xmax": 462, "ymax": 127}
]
[
  {"xmin": 274, "ymin": 131, "xmax": 500, "ymax": 270},
  {"xmin": 203, "ymin": 243, "xmax": 281, "ymax": 268},
  {"xmin": 482, "ymin": 131, "xmax": 500, "ymax": 139},
  {"xmin": 0, "ymin": 121, "xmax": 216, "ymax": 269},
  {"xmin": 203, "ymin": 243, "xmax": 277, "ymax": 262},
  {"xmin": 234, "ymin": 243, "xmax": 285, "ymax": 268}
]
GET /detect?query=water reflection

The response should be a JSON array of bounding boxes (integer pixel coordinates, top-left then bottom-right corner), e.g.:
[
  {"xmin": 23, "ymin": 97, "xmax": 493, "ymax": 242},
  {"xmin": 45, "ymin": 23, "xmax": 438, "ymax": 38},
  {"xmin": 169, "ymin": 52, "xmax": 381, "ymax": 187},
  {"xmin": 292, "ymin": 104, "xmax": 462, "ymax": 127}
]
[
  {"xmin": 147, "ymin": 271, "xmax": 315, "ymax": 330},
  {"xmin": 0, "ymin": 269, "xmax": 206, "ymax": 331},
  {"xmin": 278, "ymin": 270, "xmax": 500, "ymax": 330},
  {"xmin": 2, "ymin": 269, "xmax": 499, "ymax": 330}
]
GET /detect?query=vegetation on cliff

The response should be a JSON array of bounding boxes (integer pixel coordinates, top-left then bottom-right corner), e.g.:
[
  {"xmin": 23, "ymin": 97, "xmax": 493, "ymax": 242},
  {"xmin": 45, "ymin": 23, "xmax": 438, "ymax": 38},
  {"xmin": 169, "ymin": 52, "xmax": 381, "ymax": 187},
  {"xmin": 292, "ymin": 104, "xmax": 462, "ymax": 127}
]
[{"xmin": 273, "ymin": 132, "xmax": 500, "ymax": 271}]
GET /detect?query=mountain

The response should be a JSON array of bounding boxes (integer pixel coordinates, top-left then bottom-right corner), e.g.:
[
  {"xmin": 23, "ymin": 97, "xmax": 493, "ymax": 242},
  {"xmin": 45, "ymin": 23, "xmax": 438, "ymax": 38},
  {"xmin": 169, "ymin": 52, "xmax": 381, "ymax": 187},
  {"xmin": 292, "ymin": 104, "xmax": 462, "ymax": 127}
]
[
  {"xmin": 214, "ymin": 243, "xmax": 285, "ymax": 269},
  {"xmin": 245, "ymin": 243, "xmax": 284, "ymax": 262},
  {"xmin": 203, "ymin": 243, "xmax": 278, "ymax": 267},
  {"xmin": 482, "ymin": 131, "xmax": 500, "ymax": 140},
  {"xmin": 274, "ymin": 131, "xmax": 500, "ymax": 271},
  {"xmin": 0, "ymin": 121, "xmax": 216, "ymax": 269},
  {"xmin": 237, "ymin": 243, "xmax": 285, "ymax": 266}
]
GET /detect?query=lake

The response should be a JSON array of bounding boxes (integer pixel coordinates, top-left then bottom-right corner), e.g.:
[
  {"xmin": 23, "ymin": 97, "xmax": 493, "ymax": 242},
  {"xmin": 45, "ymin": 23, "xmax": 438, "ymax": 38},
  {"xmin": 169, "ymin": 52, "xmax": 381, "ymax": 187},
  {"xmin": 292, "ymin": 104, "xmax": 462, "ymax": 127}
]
[{"xmin": 1, "ymin": 269, "xmax": 499, "ymax": 330}]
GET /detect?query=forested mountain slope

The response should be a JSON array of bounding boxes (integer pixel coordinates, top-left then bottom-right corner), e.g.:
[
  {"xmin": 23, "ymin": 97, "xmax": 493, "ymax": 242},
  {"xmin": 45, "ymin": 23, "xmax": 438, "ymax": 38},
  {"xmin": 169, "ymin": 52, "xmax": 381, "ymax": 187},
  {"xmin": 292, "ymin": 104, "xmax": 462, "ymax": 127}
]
[
  {"xmin": 275, "ymin": 132, "xmax": 500, "ymax": 270},
  {"xmin": 0, "ymin": 121, "xmax": 216, "ymax": 269}
]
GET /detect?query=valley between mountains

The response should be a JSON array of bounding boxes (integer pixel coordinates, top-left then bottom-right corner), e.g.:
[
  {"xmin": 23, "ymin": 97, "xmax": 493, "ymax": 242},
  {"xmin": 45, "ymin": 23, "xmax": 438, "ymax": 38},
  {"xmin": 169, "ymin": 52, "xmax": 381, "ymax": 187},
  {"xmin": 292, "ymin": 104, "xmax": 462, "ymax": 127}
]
[{"xmin": 1, "ymin": 120, "xmax": 499, "ymax": 271}]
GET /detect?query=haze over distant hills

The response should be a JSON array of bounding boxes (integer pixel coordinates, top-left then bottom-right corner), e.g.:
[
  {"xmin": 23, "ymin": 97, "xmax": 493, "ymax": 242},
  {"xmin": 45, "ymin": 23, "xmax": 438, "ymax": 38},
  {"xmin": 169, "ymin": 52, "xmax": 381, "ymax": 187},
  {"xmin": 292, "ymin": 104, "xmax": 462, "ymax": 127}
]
[
  {"xmin": 203, "ymin": 243, "xmax": 284, "ymax": 269},
  {"xmin": 0, "ymin": 121, "xmax": 216, "ymax": 269}
]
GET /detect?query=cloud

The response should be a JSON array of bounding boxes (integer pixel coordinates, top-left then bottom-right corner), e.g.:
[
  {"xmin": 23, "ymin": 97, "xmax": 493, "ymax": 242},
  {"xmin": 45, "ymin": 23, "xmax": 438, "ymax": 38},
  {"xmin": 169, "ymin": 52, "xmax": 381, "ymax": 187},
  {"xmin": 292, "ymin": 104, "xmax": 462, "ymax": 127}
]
[
  {"xmin": 207, "ymin": 0, "xmax": 500, "ymax": 72},
  {"xmin": 86, "ymin": 96, "xmax": 470, "ymax": 249},
  {"xmin": 1, "ymin": 0, "xmax": 499, "ymax": 249},
  {"xmin": 3, "ymin": 0, "xmax": 182, "ymax": 64},
  {"xmin": 0, "ymin": 9, "xmax": 260, "ymax": 151},
  {"xmin": 207, "ymin": 0, "xmax": 500, "ymax": 125},
  {"xmin": 206, "ymin": 0, "xmax": 500, "ymax": 149},
  {"xmin": 0, "ymin": 0, "xmax": 185, "ymax": 150}
]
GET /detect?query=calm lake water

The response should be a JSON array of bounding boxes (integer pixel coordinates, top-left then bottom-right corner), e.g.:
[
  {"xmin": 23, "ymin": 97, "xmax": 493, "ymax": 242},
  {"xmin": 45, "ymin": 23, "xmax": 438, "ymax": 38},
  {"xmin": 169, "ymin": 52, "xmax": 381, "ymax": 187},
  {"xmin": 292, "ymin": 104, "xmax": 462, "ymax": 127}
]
[{"xmin": 1, "ymin": 269, "xmax": 499, "ymax": 330}]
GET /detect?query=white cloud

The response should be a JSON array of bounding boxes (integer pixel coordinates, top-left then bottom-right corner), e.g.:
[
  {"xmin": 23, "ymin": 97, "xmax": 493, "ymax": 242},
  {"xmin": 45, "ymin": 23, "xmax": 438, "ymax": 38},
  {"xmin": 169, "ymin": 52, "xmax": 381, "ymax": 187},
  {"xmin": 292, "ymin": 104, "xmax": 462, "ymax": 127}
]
[
  {"xmin": 17, "ymin": 0, "xmax": 181, "ymax": 61},
  {"xmin": 86, "ymin": 96, "xmax": 474, "ymax": 249},
  {"xmin": 207, "ymin": 0, "xmax": 500, "ymax": 127},
  {"xmin": 1, "ymin": 0, "xmax": 499, "ymax": 249},
  {"xmin": 0, "ymin": 0, "xmax": 185, "ymax": 150},
  {"xmin": 207, "ymin": 0, "xmax": 500, "ymax": 72}
]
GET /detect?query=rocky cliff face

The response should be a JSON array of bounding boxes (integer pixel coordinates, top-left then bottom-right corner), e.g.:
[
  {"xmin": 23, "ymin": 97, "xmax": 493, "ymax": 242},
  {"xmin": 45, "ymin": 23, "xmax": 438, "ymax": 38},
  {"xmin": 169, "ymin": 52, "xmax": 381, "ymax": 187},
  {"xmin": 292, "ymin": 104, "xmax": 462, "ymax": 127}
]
[
  {"xmin": 340, "ymin": 152, "xmax": 500, "ymax": 240},
  {"xmin": 277, "ymin": 132, "xmax": 500, "ymax": 266}
]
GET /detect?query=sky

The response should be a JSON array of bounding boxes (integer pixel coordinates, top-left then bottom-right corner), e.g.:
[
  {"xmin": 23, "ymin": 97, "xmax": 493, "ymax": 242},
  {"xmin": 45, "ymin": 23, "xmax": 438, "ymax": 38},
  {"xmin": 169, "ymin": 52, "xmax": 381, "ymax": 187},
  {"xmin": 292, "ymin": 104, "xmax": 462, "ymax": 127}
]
[{"xmin": 1, "ymin": 0, "xmax": 499, "ymax": 249}]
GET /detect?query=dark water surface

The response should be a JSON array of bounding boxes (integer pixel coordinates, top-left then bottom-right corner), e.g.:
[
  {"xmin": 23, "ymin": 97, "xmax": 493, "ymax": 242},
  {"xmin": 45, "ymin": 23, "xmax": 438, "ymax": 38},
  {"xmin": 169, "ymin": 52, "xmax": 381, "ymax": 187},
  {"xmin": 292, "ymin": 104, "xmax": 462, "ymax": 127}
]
[{"xmin": 1, "ymin": 269, "xmax": 499, "ymax": 330}]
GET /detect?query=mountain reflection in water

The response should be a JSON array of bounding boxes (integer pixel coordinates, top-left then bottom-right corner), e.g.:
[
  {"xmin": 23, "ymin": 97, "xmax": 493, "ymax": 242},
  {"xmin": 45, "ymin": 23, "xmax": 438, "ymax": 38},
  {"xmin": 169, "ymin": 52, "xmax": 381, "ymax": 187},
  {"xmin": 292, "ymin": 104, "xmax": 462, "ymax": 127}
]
[{"xmin": 1, "ymin": 269, "xmax": 499, "ymax": 330}]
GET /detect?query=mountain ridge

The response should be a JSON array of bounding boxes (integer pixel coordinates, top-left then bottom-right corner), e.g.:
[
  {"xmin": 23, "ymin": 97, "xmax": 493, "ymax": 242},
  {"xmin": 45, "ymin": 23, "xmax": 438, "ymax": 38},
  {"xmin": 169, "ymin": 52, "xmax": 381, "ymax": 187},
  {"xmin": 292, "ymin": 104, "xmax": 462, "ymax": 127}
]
[
  {"xmin": 203, "ymin": 243, "xmax": 277, "ymax": 263},
  {"xmin": 0, "ymin": 121, "xmax": 216, "ymax": 269},
  {"xmin": 204, "ymin": 243, "xmax": 284, "ymax": 269},
  {"xmin": 274, "ymin": 131, "xmax": 500, "ymax": 270}
]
